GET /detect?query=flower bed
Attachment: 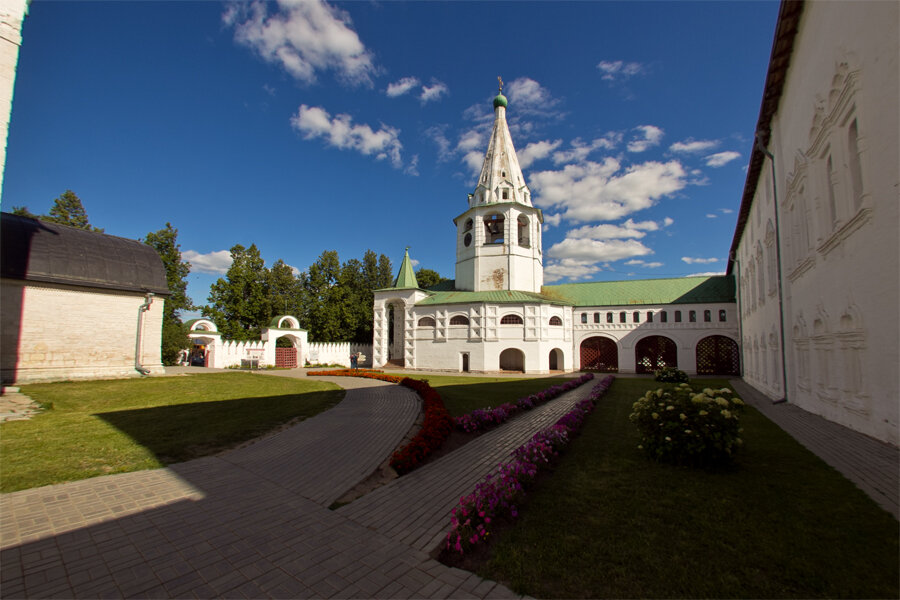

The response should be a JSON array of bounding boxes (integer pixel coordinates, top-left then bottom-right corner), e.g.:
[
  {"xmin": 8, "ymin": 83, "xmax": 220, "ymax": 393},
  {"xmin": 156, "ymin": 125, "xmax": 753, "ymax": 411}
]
[
  {"xmin": 455, "ymin": 373, "xmax": 595, "ymax": 433},
  {"xmin": 306, "ymin": 369, "xmax": 402, "ymax": 384},
  {"xmin": 445, "ymin": 375, "xmax": 615, "ymax": 555},
  {"xmin": 389, "ymin": 378, "xmax": 454, "ymax": 474}
]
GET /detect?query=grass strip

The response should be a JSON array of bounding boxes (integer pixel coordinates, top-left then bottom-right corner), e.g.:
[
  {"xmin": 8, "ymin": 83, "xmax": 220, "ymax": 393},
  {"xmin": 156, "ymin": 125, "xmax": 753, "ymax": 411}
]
[
  {"xmin": 1, "ymin": 373, "xmax": 343, "ymax": 492},
  {"xmin": 477, "ymin": 378, "xmax": 899, "ymax": 598}
]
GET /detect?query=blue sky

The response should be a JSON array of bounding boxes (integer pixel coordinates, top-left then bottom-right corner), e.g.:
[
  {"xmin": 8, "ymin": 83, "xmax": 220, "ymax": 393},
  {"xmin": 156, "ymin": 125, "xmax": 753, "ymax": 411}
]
[{"xmin": 3, "ymin": 1, "xmax": 779, "ymax": 313}]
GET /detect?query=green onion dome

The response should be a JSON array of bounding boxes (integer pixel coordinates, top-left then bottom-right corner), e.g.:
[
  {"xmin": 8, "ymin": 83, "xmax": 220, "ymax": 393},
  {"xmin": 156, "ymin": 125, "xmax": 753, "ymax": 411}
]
[{"xmin": 493, "ymin": 93, "xmax": 508, "ymax": 109}]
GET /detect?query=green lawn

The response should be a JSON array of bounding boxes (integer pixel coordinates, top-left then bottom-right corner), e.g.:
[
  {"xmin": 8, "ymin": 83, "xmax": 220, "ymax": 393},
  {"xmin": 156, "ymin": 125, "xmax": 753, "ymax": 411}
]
[
  {"xmin": 476, "ymin": 378, "xmax": 899, "ymax": 598},
  {"xmin": 1, "ymin": 373, "xmax": 343, "ymax": 493},
  {"xmin": 411, "ymin": 375, "xmax": 573, "ymax": 416}
]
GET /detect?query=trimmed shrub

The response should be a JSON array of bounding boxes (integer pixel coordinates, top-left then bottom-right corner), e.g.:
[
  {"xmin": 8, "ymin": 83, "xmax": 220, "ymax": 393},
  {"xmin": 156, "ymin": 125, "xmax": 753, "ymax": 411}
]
[
  {"xmin": 389, "ymin": 378, "xmax": 454, "ymax": 474},
  {"xmin": 654, "ymin": 367, "xmax": 689, "ymax": 383},
  {"xmin": 629, "ymin": 384, "xmax": 745, "ymax": 467}
]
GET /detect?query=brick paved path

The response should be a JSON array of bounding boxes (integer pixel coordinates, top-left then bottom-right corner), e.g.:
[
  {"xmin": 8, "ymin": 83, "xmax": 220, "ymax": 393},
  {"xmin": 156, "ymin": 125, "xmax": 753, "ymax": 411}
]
[
  {"xmin": 2, "ymin": 375, "xmax": 580, "ymax": 598},
  {"xmin": 730, "ymin": 379, "xmax": 899, "ymax": 520}
]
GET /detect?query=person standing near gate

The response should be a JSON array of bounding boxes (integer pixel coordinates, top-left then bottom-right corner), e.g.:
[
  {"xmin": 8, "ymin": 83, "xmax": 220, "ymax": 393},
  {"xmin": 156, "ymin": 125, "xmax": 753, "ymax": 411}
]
[{"xmin": 350, "ymin": 352, "xmax": 358, "ymax": 370}]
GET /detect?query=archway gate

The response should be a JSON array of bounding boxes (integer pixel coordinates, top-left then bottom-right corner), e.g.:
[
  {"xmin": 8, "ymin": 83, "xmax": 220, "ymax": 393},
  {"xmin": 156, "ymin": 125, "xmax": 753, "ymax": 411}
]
[
  {"xmin": 635, "ymin": 335, "xmax": 678, "ymax": 374},
  {"xmin": 696, "ymin": 335, "xmax": 740, "ymax": 375},
  {"xmin": 580, "ymin": 336, "xmax": 618, "ymax": 372}
]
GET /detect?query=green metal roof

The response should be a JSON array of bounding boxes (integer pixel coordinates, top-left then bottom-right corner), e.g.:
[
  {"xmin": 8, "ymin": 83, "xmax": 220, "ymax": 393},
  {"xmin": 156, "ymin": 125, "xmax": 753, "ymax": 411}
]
[
  {"xmin": 416, "ymin": 289, "xmax": 573, "ymax": 306},
  {"xmin": 544, "ymin": 276, "xmax": 735, "ymax": 307},
  {"xmin": 392, "ymin": 249, "xmax": 419, "ymax": 290}
]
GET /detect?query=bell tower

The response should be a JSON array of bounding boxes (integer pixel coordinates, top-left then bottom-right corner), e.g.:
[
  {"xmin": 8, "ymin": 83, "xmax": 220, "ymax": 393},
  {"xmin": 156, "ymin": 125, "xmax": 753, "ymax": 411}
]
[{"xmin": 454, "ymin": 79, "xmax": 544, "ymax": 293}]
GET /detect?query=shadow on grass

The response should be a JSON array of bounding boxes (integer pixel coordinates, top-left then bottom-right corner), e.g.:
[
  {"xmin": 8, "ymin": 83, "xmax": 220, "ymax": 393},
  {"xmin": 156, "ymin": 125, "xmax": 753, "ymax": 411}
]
[{"xmin": 96, "ymin": 391, "xmax": 342, "ymax": 464}]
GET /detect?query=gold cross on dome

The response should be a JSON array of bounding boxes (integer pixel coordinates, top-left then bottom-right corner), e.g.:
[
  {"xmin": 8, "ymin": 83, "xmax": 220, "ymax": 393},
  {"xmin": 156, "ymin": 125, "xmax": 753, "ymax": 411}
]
[{"xmin": 498, "ymin": 76, "xmax": 503, "ymax": 93}]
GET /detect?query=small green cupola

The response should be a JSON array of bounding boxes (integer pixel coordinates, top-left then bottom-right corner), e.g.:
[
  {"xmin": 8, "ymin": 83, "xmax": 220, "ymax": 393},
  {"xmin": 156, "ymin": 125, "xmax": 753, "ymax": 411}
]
[
  {"xmin": 493, "ymin": 93, "xmax": 508, "ymax": 109},
  {"xmin": 392, "ymin": 247, "xmax": 419, "ymax": 289}
]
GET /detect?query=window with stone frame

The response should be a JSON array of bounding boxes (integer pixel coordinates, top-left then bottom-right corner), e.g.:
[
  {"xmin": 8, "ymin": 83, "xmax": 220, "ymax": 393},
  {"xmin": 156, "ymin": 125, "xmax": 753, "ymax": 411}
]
[
  {"xmin": 417, "ymin": 316, "xmax": 436, "ymax": 327},
  {"xmin": 606, "ymin": 312, "xmax": 613, "ymax": 323},
  {"xmin": 449, "ymin": 315, "xmax": 469, "ymax": 326},
  {"xmin": 674, "ymin": 310, "xmax": 682, "ymax": 323},
  {"xmin": 500, "ymin": 314, "xmax": 523, "ymax": 325},
  {"xmin": 660, "ymin": 310, "xmax": 668, "ymax": 323},
  {"xmin": 689, "ymin": 310, "xmax": 697, "ymax": 323},
  {"xmin": 619, "ymin": 311, "xmax": 626, "ymax": 323},
  {"xmin": 593, "ymin": 312, "xmax": 600, "ymax": 323},
  {"xmin": 484, "ymin": 214, "xmax": 505, "ymax": 244},
  {"xmin": 517, "ymin": 215, "xmax": 530, "ymax": 247},
  {"xmin": 549, "ymin": 316, "xmax": 562, "ymax": 326}
]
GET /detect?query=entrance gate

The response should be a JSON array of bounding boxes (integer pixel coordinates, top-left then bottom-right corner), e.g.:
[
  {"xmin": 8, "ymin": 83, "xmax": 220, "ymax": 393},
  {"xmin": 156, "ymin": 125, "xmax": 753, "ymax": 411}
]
[
  {"xmin": 696, "ymin": 335, "xmax": 740, "ymax": 375},
  {"xmin": 635, "ymin": 335, "xmax": 677, "ymax": 373},
  {"xmin": 276, "ymin": 347, "xmax": 297, "ymax": 368},
  {"xmin": 580, "ymin": 337, "xmax": 618, "ymax": 372}
]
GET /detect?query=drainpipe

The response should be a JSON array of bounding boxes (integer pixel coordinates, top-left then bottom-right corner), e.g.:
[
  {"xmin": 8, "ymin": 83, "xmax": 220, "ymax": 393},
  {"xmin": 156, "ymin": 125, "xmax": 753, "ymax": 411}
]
[
  {"xmin": 135, "ymin": 292, "xmax": 154, "ymax": 376},
  {"xmin": 755, "ymin": 132, "xmax": 788, "ymax": 404}
]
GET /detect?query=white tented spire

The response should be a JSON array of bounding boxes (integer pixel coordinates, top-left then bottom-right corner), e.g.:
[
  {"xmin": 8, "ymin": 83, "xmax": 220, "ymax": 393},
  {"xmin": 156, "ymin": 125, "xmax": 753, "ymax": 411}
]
[{"xmin": 471, "ymin": 79, "xmax": 532, "ymax": 208}]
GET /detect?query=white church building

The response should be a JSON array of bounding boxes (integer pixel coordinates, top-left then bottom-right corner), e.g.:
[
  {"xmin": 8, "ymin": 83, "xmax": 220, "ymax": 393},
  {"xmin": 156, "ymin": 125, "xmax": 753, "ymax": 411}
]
[
  {"xmin": 374, "ymin": 0, "xmax": 898, "ymax": 447},
  {"xmin": 373, "ymin": 90, "xmax": 740, "ymax": 378}
]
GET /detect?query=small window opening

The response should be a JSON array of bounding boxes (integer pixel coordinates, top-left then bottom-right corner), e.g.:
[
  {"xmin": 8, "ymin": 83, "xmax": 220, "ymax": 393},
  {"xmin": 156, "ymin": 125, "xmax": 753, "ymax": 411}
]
[
  {"xmin": 633, "ymin": 311, "xmax": 640, "ymax": 323},
  {"xmin": 418, "ymin": 317, "xmax": 436, "ymax": 327},
  {"xmin": 647, "ymin": 311, "xmax": 653, "ymax": 323},
  {"xmin": 704, "ymin": 310, "xmax": 711, "ymax": 322},
  {"xmin": 450, "ymin": 315, "xmax": 469, "ymax": 326},
  {"xmin": 501, "ymin": 314, "xmax": 523, "ymax": 325},
  {"xmin": 593, "ymin": 312, "xmax": 600, "ymax": 323},
  {"xmin": 675, "ymin": 310, "xmax": 682, "ymax": 323},
  {"xmin": 581, "ymin": 313, "xmax": 588, "ymax": 324},
  {"xmin": 689, "ymin": 310, "xmax": 697, "ymax": 323},
  {"xmin": 660, "ymin": 311, "xmax": 668, "ymax": 323},
  {"xmin": 484, "ymin": 214, "xmax": 505, "ymax": 244},
  {"xmin": 719, "ymin": 309, "xmax": 727, "ymax": 322},
  {"xmin": 619, "ymin": 312, "xmax": 626, "ymax": 323},
  {"xmin": 606, "ymin": 313, "xmax": 613, "ymax": 324},
  {"xmin": 549, "ymin": 316, "xmax": 562, "ymax": 326}
]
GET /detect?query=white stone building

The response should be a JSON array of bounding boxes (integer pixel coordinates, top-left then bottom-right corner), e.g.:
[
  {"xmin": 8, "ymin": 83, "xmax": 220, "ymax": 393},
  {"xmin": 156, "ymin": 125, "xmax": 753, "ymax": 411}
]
[
  {"xmin": 373, "ymin": 91, "xmax": 740, "ymax": 377},
  {"xmin": 0, "ymin": 0, "xmax": 28, "ymax": 198},
  {"xmin": 728, "ymin": 1, "xmax": 899, "ymax": 445},
  {"xmin": 1, "ymin": 212, "xmax": 169, "ymax": 383}
]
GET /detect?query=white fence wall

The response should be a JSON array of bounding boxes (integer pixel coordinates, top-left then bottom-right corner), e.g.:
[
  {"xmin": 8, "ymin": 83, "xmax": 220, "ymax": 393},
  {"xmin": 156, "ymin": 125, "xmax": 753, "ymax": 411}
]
[{"xmin": 307, "ymin": 342, "xmax": 373, "ymax": 368}]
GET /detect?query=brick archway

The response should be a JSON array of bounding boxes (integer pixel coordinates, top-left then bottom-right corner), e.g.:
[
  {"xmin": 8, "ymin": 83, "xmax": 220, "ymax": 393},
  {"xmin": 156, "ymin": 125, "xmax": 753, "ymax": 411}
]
[
  {"xmin": 580, "ymin": 337, "xmax": 618, "ymax": 372},
  {"xmin": 635, "ymin": 335, "xmax": 677, "ymax": 373},
  {"xmin": 696, "ymin": 335, "xmax": 740, "ymax": 375}
]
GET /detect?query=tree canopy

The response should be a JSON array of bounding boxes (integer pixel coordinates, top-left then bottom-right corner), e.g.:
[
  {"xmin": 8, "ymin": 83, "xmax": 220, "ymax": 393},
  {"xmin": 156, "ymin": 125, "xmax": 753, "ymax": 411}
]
[
  {"xmin": 11, "ymin": 190, "xmax": 103, "ymax": 232},
  {"xmin": 143, "ymin": 223, "xmax": 194, "ymax": 365},
  {"xmin": 202, "ymin": 248, "xmax": 393, "ymax": 344}
]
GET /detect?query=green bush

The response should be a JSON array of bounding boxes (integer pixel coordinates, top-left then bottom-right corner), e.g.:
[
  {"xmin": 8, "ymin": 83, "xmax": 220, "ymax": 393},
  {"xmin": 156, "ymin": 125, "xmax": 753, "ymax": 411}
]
[
  {"xmin": 654, "ymin": 367, "xmax": 689, "ymax": 383},
  {"xmin": 629, "ymin": 384, "xmax": 744, "ymax": 467}
]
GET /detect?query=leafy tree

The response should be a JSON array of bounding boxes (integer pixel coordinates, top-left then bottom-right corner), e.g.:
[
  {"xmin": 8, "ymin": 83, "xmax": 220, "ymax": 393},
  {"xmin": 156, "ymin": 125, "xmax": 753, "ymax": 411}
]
[
  {"xmin": 203, "ymin": 244, "xmax": 270, "ymax": 341},
  {"xmin": 43, "ymin": 190, "xmax": 103, "ymax": 232},
  {"xmin": 267, "ymin": 259, "xmax": 304, "ymax": 320},
  {"xmin": 302, "ymin": 250, "xmax": 345, "ymax": 342},
  {"xmin": 143, "ymin": 223, "xmax": 194, "ymax": 365},
  {"xmin": 415, "ymin": 268, "xmax": 449, "ymax": 290},
  {"xmin": 10, "ymin": 206, "xmax": 37, "ymax": 218}
]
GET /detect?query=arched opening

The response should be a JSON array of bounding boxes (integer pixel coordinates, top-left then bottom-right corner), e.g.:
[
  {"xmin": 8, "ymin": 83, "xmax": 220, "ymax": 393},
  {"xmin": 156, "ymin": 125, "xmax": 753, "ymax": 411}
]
[
  {"xmin": 696, "ymin": 335, "xmax": 740, "ymax": 375},
  {"xmin": 500, "ymin": 314, "xmax": 523, "ymax": 325},
  {"xmin": 417, "ymin": 316, "xmax": 436, "ymax": 327},
  {"xmin": 549, "ymin": 316, "xmax": 562, "ymax": 326},
  {"xmin": 517, "ymin": 215, "xmax": 530, "ymax": 247},
  {"xmin": 635, "ymin": 335, "xmax": 677, "ymax": 373},
  {"xmin": 580, "ymin": 336, "xmax": 618, "ymax": 372},
  {"xmin": 499, "ymin": 348, "xmax": 525, "ymax": 372},
  {"xmin": 449, "ymin": 315, "xmax": 469, "ymax": 326},
  {"xmin": 275, "ymin": 335, "xmax": 299, "ymax": 368},
  {"xmin": 484, "ymin": 214, "xmax": 505, "ymax": 244},
  {"xmin": 548, "ymin": 348, "xmax": 564, "ymax": 371}
]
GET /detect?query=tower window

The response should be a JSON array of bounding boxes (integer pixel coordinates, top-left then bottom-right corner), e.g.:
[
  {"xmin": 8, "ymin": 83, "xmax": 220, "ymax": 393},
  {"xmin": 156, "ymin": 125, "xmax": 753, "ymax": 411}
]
[
  {"xmin": 483, "ymin": 214, "xmax": 505, "ymax": 244},
  {"xmin": 517, "ymin": 215, "xmax": 530, "ymax": 247},
  {"xmin": 463, "ymin": 218, "xmax": 473, "ymax": 232},
  {"xmin": 463, "ymin": 233, "xmax": 472, "ymax": 247},
  {"xmin": 502, "ymin": 189, "xmax": 509, "ymax": 200}
]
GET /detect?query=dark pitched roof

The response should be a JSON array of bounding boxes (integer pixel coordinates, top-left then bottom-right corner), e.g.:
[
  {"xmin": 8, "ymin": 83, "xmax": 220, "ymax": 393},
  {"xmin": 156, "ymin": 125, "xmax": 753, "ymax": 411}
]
[
  {"xmin": 727, "ymin": 0, "xmax": 805, "ymax": 273},
  {"xmin": 1, "ymin": 212, "xmax": 169, "ymax": 295}
]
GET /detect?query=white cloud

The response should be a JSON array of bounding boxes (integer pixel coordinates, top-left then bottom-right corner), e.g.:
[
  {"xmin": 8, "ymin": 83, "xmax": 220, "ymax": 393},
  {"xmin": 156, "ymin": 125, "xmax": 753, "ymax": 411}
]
[
  {"xmin": 669, "ymin": 138, "xmax": 719, "ymax": 153},
  {"xmin": 627, "ymin": 125, "xmax": 664, "ymax": 152},
  {"xmin": 597, "ymin": 60, "xmax": 645, "ymax": 81},
  {"xmin": 553, "ymin": 134, "xmax": 621, "ymax": 165},
  {"xmin": 425, "ymin": 125, "xmax": 451, "ymax": 161},
  {"xmin": 518, "ymin": 139, "xmax": 562, "ymax": 170},
  {"xmin": 462, "ymin": 150, "xmax": 483, "ymax": 174},
  {"xmin": 529, "ymin": 158, "xmax": 687, "ymax": 223},
  {"xmin": 626, "ymin": 259, "xmax": 664, "ymax": 268},
  {"xmin": 183, "ymin": 250, "xmax": 233, "ymax": 274},
  {"xmin": 567, "ymin": 218, "xmax": 663, "ymax": 241},
  {"xmin": 291, "ymin": 104, "xmax": 403, "ymax": 169},
  {"xmin": 543, "ymin": 259, "xmax": 603, "ymax": 283},
  {"xmin": 404, "ymin": 154, "xmax": 419, "ymax": 176},
  {"xmin": 420, "ymin": 80, "xmax": 448, "ymax": 103},
  {"xmin": 548, "ymin": 238, "xmax": 653, "ymax": 263},
  {"xmin": 685, "ymin": 271, "xmax": 726, "ymax": 277},
  {"xmin": 456, "ymin": 128, "xmax": 483, "ymax": 153},
  {"xmin": 681, "ymin": 256, "xmax": 720, "ymax": 265},
  {"xmin": 410, "ymin": 258, "xmax": 420, "ymax": 267},
  {"xmin": 386, "ymin": 76, "xmax": 419, "ymax": 97},
  {"xmin": 719, "ymin": 208, "xmax": 734, "ymax": 214},
  {"xmin": 224, "ymin": 0, "xmax": 375, "ymax": 85},
  {"xmin": 505, "ymin": 77, "xmax": 559, "ymax": 115},
  {"xmin": 542, "ymin": 213, "xmax": 562, "ymax": 229},
  {"xmin": 705, "ymin": 151, "xmax": 741, "ymax": 167},
  {"xmin": 706, "ymin": 213, "xmax": 717, "ymax": 219},
  {"xmin": 663, "ymin": 217, "xmax": 674, "ymax": 227}
]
